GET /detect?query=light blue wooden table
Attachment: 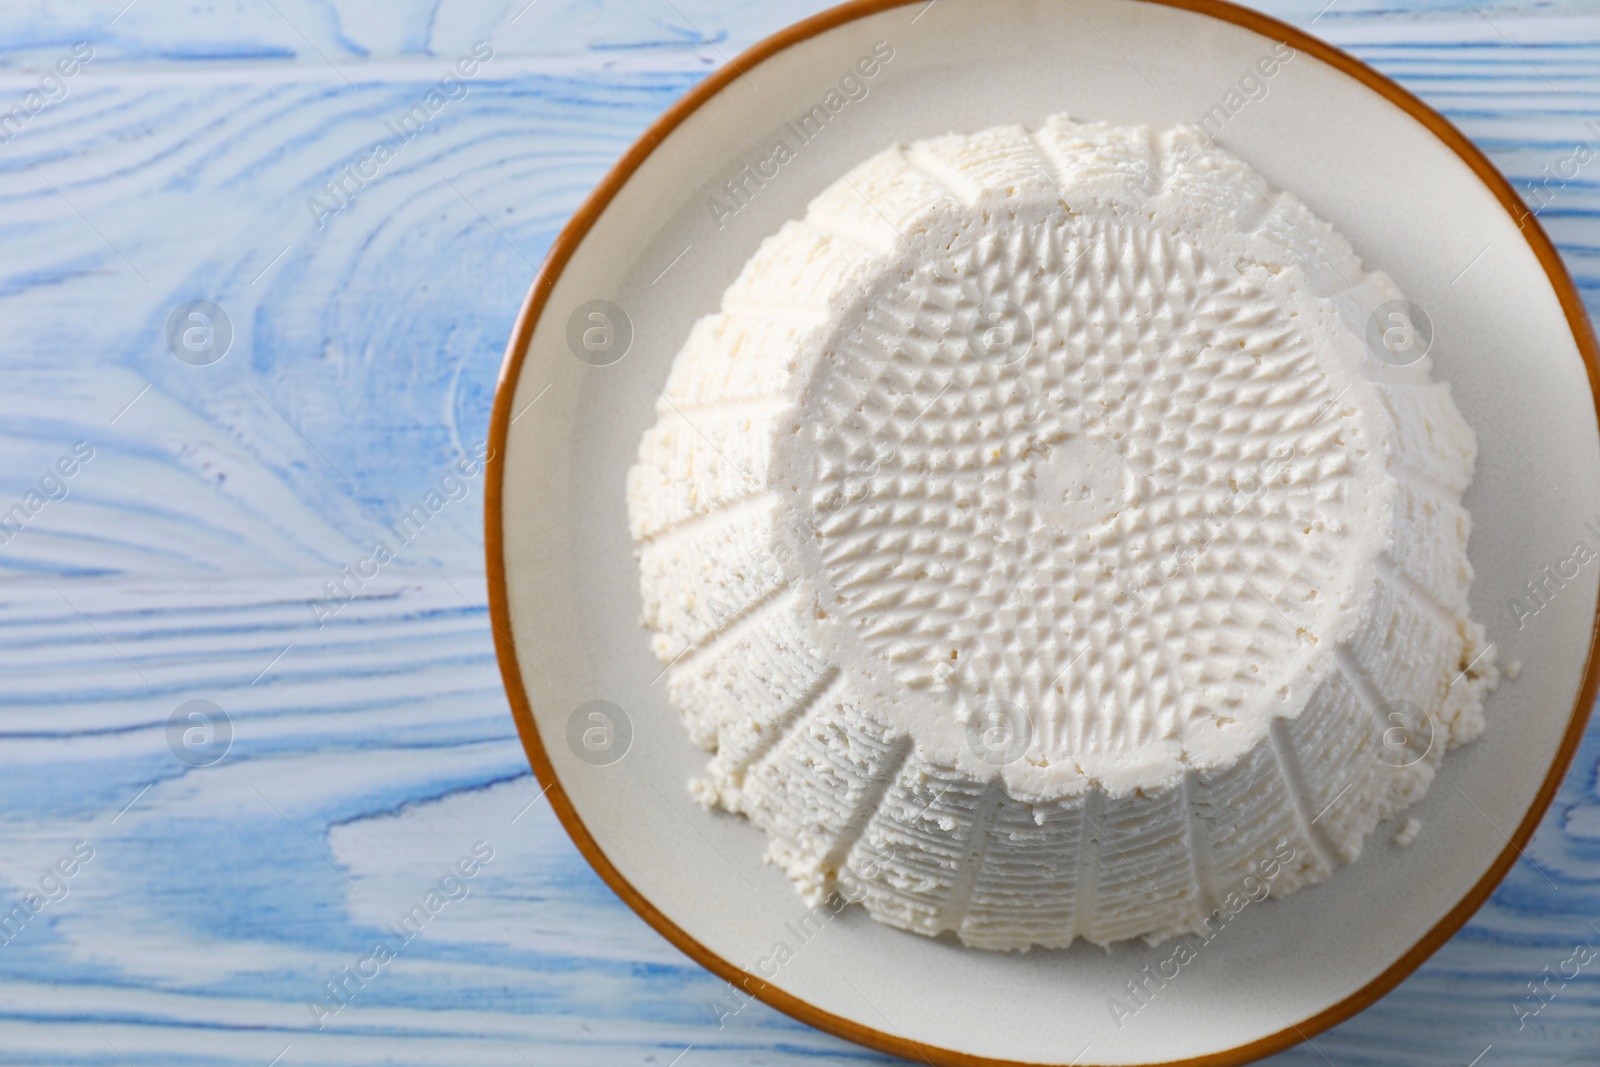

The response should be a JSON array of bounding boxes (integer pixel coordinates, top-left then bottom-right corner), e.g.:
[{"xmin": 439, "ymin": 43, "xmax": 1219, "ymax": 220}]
[{"xmin": 0, "ymin": 1, "xmax": 1595, "ymax": 1063}]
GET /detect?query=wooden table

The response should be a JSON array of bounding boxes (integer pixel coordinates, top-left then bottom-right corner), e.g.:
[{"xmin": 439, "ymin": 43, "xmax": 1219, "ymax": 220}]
[{"xmin": 0, "ymin": 1, "xmax": 1594, "ymax": 1063}]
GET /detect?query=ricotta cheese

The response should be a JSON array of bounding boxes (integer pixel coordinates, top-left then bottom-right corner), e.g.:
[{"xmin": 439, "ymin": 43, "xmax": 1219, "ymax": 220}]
[{"xmin": 627, "ymin": 115, "xmax": 1497, "ymax": 950}]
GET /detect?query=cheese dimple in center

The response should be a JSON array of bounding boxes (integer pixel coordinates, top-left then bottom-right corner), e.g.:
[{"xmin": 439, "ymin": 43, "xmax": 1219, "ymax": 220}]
[
  {"xmin": 793, "ymin": 208, "xmax": 1383, "ymax": 794},
  {"xmin": 1029, "ymin": 430, "xmax": 1127, "ymax": 532}
]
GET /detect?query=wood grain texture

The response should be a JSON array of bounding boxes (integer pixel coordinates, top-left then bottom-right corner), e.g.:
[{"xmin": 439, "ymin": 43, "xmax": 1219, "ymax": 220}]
[{"xmin": 0, "ymin": 1, "xmax": 1594, "ymax": 1064}]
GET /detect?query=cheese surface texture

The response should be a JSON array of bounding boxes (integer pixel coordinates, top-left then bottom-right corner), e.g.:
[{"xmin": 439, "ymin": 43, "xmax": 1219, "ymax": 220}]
[{"xmin": 626, "ymin": 115, "xmax": 1497, "ymax": 950}]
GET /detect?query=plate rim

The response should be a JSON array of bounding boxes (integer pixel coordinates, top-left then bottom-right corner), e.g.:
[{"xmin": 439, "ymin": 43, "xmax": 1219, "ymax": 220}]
[{"xmin": 483, "ymin": 1, "xmax": 1600, "ymax": 1064}]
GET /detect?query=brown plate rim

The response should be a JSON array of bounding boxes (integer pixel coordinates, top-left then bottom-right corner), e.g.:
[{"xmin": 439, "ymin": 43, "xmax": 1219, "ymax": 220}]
[{"xmin": 482, "ymin": 1, "xmax": 1600, "ymax": 1064}]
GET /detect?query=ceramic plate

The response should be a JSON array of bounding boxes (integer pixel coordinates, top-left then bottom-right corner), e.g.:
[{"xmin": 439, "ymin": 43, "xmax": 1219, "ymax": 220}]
[{"xmin": 485, "ymin": 1, "xmax": 1600, "ymax": 1063}]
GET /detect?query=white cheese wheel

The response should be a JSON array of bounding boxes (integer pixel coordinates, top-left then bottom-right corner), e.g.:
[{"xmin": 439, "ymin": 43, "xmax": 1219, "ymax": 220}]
[{"xmin": 627, "ymin": 115, "xmax": 1497, "ymax": 950}]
